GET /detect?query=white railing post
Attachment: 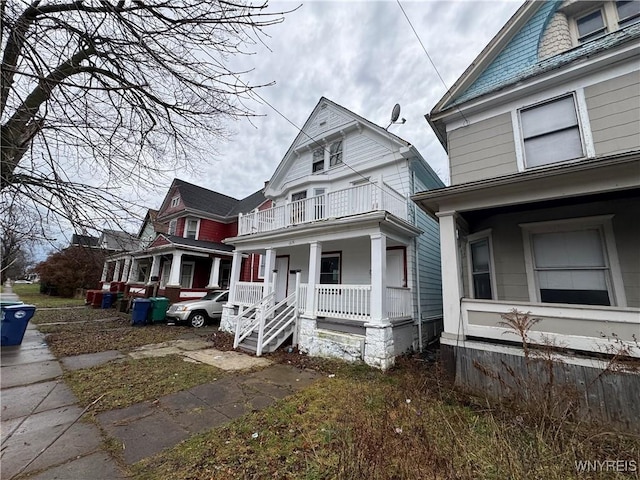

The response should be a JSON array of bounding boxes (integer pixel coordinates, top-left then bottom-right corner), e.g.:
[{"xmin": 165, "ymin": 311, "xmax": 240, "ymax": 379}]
[
  {"xmin": 256, "ymin": 306, "xmax": 265, "ymax": 356},
  {"xmin": 293, "ymin": 270, "xmax": 301, "ymax": 346}
]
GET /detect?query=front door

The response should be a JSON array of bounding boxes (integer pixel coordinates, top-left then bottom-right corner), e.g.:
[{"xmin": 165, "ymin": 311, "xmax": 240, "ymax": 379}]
[
  {"xmin": 386, "ymin": 248, "xmax": 406, "ymax": 287},
  {"xmin": 275, "ymin": 256, "xmax": 289, "ymax": 303}
]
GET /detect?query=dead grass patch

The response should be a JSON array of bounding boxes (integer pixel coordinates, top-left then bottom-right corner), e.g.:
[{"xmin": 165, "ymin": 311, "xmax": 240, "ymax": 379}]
[
  {"xmin": 131, "ymin": 356, "xmax": 639, "ymax": 480},
  {"xmin": 35, "ymin": 309, "xmax": 194, "ymax": 357},
  {"xmin": 65, "ymin": 355, "xmax": 224, "ymax": 413}
]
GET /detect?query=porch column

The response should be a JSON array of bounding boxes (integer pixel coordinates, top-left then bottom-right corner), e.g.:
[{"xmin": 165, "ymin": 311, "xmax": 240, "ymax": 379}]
[
  {"xmin": 437, "ymin": 211, "xmax": 464, "ymax": 340},
  {"xmin": 148, "ymin": 254, "xmax": 161, "ymax": 285},
  {"xmin": 166, "ymin": 252, "xmax": 183, "ymax": 286},
  {"xmin": 263, "ymin": 248, "xmax": 276, "ymax": 294},
  {"xmin": 305, "ymin": 241, "xmax": 322, "ymax": 317},
  {"xmin": 207, "ymin": 257, "xmax": 222, "ymax": 289},
  {"xmin": 100, "ymin": 262, "xmax": 109, "ymax": 282},
  {"xmin": 121, "ymin": 257, "xmax": 131, "ymax": 282},
  {"xmin": 228, "ymin": 250, "xmax": 242, "ymax": 303},
  {"xmin": 113, "ymin": 259, "xmax": 122, "ymax": 283},
  {"xmin": 370, "ymin": 233, "xmax": 387, "ymax": 323}
]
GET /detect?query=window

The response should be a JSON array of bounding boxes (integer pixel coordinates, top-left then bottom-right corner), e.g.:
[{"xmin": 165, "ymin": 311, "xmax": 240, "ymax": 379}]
[
  {"xmin": 320, "ymin": 253, "xmax": 341, "ymax": 284},
  {"xmin": 313, "ymin": 188, "xmax": 326, "ymax": 220},
  {"xmin": 469, "ymin": 237, "xmax": 493, "ymax": 299},
  {"xmin": 576, "ymin": 8, "xmax": 607, "ymax": 42},
  {"xmin": 170, "ymin": 196, "xmax": 180, "ymax": 208},
  {"xmin": 291, "ymin": 190, "xmax": 307, "ymax": 224},
  {"xmin": 520, "ymin": 95, "xmax": 583, "ymax": 168},
  {"xmin": 521, "ymin": 217, "xmax": 626, "ymax": 307},
  {"xmin": 168, "ymin": 219, "xmax": 177, "ymax": 235},
  {"xmin": 180, "ymin": 262, "xmax": 194, "ymax": 288},
  {"xmin": 329, "ymin": 140, "xmax": 343, "ymax": 166},
  {"xmin": 185, "ymin": 218, "xmax": 198, "ymax": 239},
  {"xmin": 616, "ymin": 0, "xmax": 640, "ymax": 27},
  {"xmin": 312, "ymin": 148, "xmax": 324, "ymax": 173},
  {"xmin": 136, "ymin": 263, "xmax": 149, "ymax": 283}
]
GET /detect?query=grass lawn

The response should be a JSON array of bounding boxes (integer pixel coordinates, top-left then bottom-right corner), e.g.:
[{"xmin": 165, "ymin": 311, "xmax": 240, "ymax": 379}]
[
  {"xmin": 34, "ymin": 308, "xmax": 199, "ymax": 357},
  {"xmin": 131, "ymin": 357, "xmax": 639, "ymax": 480},
  {"xmin": 10, "ymin": 283, "xmax": 85, "ymax": 308},
  {"xmin": 65, "ymin": 355, "xmax": 225, "ymax": 413}
]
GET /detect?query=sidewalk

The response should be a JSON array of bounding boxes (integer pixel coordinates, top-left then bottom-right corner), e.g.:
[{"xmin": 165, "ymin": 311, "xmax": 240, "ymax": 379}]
[
  {"xmin": 1, "ymin": 284, "xmax": 127, "ymax": 479},
  {"xmin": 1, "ymin": 284, "xmax": 322, "ymax": 478}
]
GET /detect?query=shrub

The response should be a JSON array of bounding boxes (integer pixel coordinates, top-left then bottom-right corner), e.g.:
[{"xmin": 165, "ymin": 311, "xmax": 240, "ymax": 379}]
[{"xmin": 35, "ymin": 246, "xmax": 107, "ymax": 297}]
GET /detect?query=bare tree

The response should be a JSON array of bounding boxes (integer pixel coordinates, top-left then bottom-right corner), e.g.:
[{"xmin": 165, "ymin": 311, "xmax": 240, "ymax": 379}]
[{"xmin": 1, "ymin": 0, "xmax": 291, "ymax": 232}]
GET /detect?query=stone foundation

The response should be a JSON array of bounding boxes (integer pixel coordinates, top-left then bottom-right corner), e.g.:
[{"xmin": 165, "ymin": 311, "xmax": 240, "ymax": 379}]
[
  {"xmin": 220, "ymin": 304, "xmax": 237, "ymax": 333},
  {"xmin": 364, "ymin": 323, "xmax": 395, "ymax": 370}
]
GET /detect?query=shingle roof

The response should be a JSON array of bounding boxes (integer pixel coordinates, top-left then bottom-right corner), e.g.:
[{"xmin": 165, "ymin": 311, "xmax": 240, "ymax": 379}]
[
  {"xmin": 164, "ymin": 235, "xmax": 234, "ymax": 252},
  {"xmin": 170, "ymin": 179, "xmax": 266, "ymax": 218},
  {"xmin": 173, "ymin": 179, "xmax": 240, "ymax": 217}
]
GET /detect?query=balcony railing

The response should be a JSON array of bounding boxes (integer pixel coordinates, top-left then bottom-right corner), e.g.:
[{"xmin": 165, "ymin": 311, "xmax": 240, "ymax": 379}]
[
  {"xmin": 238, "ymin": 182, "xmax": 407, "ymax": 236},
  {"xmin": 386, "ymin": 286, "xmax": 412, "ymax": 319},
  {"xmin": 234, "ymin": 282, "xmax": 264, "ymax": 306}
]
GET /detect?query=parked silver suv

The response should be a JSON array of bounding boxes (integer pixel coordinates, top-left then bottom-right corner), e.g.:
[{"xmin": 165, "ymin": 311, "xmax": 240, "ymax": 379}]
[{"xmin": 166, "ymin": 290, "xmax": 229, "ymax": 328}]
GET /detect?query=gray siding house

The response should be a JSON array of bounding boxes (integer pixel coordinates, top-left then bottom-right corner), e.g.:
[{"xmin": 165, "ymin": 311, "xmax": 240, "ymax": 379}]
[{"xmin": 413, "ymin": 0, "xmax": 639, "ymax": 425}]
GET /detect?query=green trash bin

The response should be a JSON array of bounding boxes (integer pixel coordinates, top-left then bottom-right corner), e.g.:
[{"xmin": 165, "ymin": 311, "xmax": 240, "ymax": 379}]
[{"xmin": 148, "ymin": 297, "xmax": 169, "ymax": 324}]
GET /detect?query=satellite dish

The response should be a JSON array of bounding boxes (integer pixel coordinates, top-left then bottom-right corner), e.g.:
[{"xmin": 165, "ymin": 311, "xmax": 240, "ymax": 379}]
[{"xmin": 391, "ymin": 103, "xmax": 401, "ymax": 123}]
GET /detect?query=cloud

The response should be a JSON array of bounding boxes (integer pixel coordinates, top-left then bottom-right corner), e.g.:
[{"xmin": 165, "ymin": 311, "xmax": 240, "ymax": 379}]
[{"xmin": 135, "ymin": 0, "xmax": 522, "ymax": 212}]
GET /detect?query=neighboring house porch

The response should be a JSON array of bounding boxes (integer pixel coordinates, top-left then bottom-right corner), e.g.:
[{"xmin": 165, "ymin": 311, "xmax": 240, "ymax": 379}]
[
  {"xmin": 222, "ymin": 200, "xmax": 424, "ymax": 369},
  {"xmin": 413, "ymin": 156, "xmax": 640, "ymax": 362},
  {"xmin": 118, "ymin": 235, "xmax": 234, "ymax": 303}
]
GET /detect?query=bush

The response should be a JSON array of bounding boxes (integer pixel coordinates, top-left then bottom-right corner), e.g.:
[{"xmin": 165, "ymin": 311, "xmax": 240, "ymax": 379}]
[{"xmin": 35, "ymin": 246, "xmax": 107, "ymax": 297}]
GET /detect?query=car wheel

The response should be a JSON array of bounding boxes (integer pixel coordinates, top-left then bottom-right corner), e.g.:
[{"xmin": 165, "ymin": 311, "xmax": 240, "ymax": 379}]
[{"xmin": 189, "ymin": 311, "xmax": 207, "ymax": 328}]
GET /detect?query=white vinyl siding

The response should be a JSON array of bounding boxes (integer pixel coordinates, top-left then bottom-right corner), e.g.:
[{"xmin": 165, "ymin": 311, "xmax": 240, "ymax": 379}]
[{"xmin": 521, "ymin": 95, "xmax": 584, "ymax": 168}]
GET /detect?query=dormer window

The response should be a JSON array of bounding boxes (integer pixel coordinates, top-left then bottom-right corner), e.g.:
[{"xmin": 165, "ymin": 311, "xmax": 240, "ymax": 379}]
[
  {"xmin": 170, "ymin": 196, "xmax": 180, "ymax": 208},
  {"xmin": 576, "ymin": 8, "xmax": 607, "ymax": 42},
  {"xmin": 312, "ymin": 148, "xmax": 324, "ymax": 173},
  {"xmin": 329, "ymin": 140, "xmax": 343, "ymax": 166}
]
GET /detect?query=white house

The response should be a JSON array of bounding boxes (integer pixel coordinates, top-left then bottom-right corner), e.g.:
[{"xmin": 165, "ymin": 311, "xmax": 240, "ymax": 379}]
[
  {"xmin": 412, "ymin": 0, "xmax": 639, "ymax": 425},
  {"xmin": 220, "ymin": 97, "xmax": 444, "ymax": 369}
]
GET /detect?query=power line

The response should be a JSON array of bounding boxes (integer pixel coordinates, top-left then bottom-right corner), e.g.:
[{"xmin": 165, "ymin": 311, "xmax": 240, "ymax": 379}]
[{"xmin": 396, "ymin": 0, "xmax": 469, "ymax": 125}]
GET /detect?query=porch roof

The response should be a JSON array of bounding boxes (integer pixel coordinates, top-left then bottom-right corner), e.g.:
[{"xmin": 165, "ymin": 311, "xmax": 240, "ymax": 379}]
[
  {"xmin": 412, "ymin": 154, "xmax": 640, "ymax": 218},
  {"xmin": 132, "ymin": 234, "xmax": 234, "ymax": 257},
  {"xmin": 225, "ymin": 210, "xmax": 422, "ymax": 250}
]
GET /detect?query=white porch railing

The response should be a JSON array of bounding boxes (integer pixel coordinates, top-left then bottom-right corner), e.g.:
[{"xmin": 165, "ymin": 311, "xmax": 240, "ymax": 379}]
[
  {"xmin": 386, "ymin": 286, "xmax": 412, "ymax": 319},
  {"xmin": 298, "ymin": 283, "xmax": 308, "ymax": 312},
  {"xmin": 234, "ymin": 282, "xmax": 264, "ymax": 306},
  {"xmin": 238, "ymin": 182, "xmax": 407, "ymax": 236},
  {"xmin": 315, "ymin": 284, "xmax": 371, "ymax": 320}
]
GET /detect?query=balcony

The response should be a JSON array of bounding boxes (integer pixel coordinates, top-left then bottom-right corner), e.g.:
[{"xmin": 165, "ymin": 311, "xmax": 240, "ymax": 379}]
[{"xmin": 238, "ymin": 182, "xmax": 408, "ymax": 236}]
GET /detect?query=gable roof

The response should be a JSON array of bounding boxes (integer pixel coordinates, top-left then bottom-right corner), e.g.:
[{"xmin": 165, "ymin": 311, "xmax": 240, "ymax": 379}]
[
  {"xmin": 265, "ymin": 97, "xmax": 412, "ymax": 195},
  {"xmin": 99, "ymin": 229, "xmax": 139, "ymax": 251},
  {"xmin": 158, "ymin": 178, "xmax": 266, "ymax": 220}
]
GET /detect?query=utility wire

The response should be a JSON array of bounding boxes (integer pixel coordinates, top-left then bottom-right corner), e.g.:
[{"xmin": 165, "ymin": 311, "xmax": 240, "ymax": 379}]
[{"xmin": 396, "ymin": 0, "xmax": 469, "ymax": 125}]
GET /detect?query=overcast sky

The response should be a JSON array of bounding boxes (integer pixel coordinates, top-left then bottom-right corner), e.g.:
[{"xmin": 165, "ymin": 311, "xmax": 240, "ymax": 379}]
[{"xmin": 136, "ymin": 0, "xmax": 522, "ymax": 207}]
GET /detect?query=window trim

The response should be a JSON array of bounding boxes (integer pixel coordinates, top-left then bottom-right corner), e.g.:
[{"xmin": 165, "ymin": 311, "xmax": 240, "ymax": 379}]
[
  {"xmin": 466, "ymin": 230, "xmax": 497, "ymax": 300},
  {"xmin": 168, "ymin": 219, "xmax": 177, "ymax": 236},
  {"xmin": 179, "ymin": 261, "xmax": 195, "ymax": 289},
  {"xmin": 183, "ymin": 217, "xmax": 200, "ymax": 240},
  {"xmin": 312, "ymin": 147, "xmax": 325, "ymax": 173},
  {"xmin": 329, "ymin": 139, "xmax": 343, "ymax": 167},
  {"xmin": 616, "ymin": 0, "xmax": 640, "ymax": 27},
  {"xmin": 170, "ymin": 196, "xmax": 180, "ymax": 208},
  {"xmin": 518, "ymin": 92, "xmax": 586, "ymax": 170},
  {"xmin": 520, "ymin": 215, "xmax": 626, "ymax": 307},
  {"xmin": 320, "ymin": 251, "xmax": 342, "ymax": 285},
  {"xmin": 575, "ymin": 6, "xmax": 608, "ymax": 43}
]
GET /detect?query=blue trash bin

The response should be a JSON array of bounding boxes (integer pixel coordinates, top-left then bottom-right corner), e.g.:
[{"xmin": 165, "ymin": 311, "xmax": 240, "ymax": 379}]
[
  {"xmin": 101, "ymin": 292, "xmax": 116, "ymax": 309},
  {"xmin": 131, "ymin": 298, "xmax": 152, "ymax": 326},
  {"xmin": 1, "ymin": 304, "xmax": 36, "ymax": 346}
]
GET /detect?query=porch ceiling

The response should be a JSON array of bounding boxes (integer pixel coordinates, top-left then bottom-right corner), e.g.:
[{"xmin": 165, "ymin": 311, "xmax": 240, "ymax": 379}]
[
  {"xmin": 412, "ymin": 155, "xmax": 639, "ymax": 218},
  {"xmin": 226, "ymin": 211, "xmax": 421, "ymax": 251}
]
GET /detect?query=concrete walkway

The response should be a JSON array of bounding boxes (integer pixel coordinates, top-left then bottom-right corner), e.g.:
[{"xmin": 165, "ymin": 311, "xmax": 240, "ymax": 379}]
[
  {"xmin": 1, "ymin": 284, "xmax": 321, "ymax": 478},
  {"xmin": 1, "ymin": 284, "xmax": 127, "ymax": 479}
]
